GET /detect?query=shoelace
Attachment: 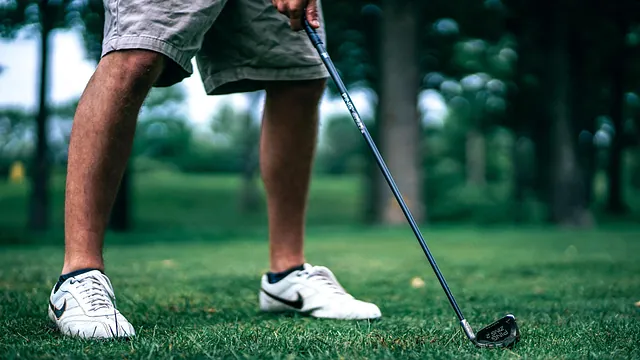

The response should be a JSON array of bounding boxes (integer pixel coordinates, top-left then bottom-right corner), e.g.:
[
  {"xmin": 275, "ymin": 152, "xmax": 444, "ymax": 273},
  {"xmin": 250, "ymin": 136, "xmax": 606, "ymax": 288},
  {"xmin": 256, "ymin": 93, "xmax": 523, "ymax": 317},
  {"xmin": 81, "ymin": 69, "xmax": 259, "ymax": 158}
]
[
  {"xmin": 298, "ymin": 266, "xmax": 348, "ymax": 296},
  {"xmin": 74, "ymin": 273, "xmax": 116, "ymax": 312}
]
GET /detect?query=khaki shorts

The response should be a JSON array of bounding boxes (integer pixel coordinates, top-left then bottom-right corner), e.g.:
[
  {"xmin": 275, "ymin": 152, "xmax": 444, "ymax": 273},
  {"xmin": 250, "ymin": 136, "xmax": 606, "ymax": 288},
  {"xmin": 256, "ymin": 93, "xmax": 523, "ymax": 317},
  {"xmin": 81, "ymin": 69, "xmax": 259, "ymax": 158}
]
[{"xmin": 101, "ymin": 0, "xmax": 329, "ymax": 95}]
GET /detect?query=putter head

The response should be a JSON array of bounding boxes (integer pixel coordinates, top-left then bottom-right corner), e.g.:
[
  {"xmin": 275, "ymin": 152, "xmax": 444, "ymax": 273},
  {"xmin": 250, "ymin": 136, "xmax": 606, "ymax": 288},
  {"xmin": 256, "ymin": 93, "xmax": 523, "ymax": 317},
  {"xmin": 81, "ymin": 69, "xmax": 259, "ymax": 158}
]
[{"xmin": 473, "ymin": 314, "xmax": 520, "ymax": 348}]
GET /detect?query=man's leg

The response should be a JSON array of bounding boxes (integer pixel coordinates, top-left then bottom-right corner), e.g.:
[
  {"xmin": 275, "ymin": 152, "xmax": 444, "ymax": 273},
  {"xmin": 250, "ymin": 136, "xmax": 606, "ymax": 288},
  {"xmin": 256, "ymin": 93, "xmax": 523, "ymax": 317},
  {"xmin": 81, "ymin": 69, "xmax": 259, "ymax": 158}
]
[
  {"xmin": 48, "ymin": 49, "xmax": 164, "ymax": 339},
  {"xmin": 260, "ymin": 79, "xmax": 325, "ymax": 273},
  {"xmin": 194, "ymin": 0, "xmax": 380, "ymax": 321},
  {"xmin": 62, "ymin": 50, "xmax": 164, "ymax": 273},
  {"xmin": 257, "ymin": 78, "xmax": 381, "ymax": 320}
]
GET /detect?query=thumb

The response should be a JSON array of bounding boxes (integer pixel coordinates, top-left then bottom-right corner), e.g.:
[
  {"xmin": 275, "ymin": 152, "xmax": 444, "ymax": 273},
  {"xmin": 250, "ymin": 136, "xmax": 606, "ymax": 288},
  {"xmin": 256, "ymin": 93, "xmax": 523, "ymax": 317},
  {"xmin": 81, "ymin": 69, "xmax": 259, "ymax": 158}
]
[{"xmin": 305, "ymin": 0, "xmax": 320, "ymax": 28}]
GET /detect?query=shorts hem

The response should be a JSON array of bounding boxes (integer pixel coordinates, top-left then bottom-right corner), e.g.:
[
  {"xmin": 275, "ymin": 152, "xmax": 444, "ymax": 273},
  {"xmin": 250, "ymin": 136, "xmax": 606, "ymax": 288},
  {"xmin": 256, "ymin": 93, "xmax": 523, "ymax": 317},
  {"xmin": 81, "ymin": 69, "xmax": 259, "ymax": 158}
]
[
  {"xmin": 101, "ymin": 35, "xmax": 194, "ymax": 75},
  {"xmin": 202, "ymin": 65, "xmax": 329, "ymax": 95}
]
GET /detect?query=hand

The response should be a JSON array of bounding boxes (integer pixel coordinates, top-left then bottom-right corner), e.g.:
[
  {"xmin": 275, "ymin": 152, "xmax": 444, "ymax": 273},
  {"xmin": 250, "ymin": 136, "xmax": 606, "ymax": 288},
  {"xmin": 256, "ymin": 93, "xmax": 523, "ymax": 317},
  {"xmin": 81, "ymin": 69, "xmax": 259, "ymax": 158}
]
[{"xmin": 272, "ymin": 0, "xmax": 320, "ymax": 31}]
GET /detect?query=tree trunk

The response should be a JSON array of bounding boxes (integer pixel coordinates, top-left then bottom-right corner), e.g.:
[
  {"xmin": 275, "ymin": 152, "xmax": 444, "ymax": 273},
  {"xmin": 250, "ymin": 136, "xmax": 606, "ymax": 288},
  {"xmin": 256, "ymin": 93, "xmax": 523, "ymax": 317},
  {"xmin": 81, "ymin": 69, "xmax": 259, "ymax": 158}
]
[
  {"xmin": 465, "ymin": 129, "xmax": 486, "ymax": 186},
  {"xmin": 506, "ymin": 10, "xmax": 537, "ymax": 223},
  {"xmin": 364, "ymin": 106, "xmax": 386, "ymax": 224},
  {"xmin": 532, "ymin": 110, "xmax": 551, "ymax": 208},
  {"xmin": 362, "ymin": 4, "xmax": 383, "ymax": 225},
  {"xmin": 378, "ymin": 0, "xmax": 423, "ymax": 224},
  {"xmin": 510, "ymin": 86, "xmax": 536, "ymax": 222},
  {"xmin": 28, "ymin": 1, "xmax": 52, "ymax": 231},
  {"xmin": 569, "ymin": 28, "xmax": 597, "ymax": 209},
  {"xmin": 362, "ymin": 106, "xmax": 381, "ymax": 224},
  {"xmin": 466, "ymin": 89, "xmax": 487, "ymax": 187},
  {"xmin": 546, "ymin": 3, "xmax": 593, "ymax": 227},
  {"xmin": 239, "ymin": 92, "xmax": 261, "ymax": 213},
  {"xmin": 606, "ymin": 9, "xmax": 629, "ymax": 214}
]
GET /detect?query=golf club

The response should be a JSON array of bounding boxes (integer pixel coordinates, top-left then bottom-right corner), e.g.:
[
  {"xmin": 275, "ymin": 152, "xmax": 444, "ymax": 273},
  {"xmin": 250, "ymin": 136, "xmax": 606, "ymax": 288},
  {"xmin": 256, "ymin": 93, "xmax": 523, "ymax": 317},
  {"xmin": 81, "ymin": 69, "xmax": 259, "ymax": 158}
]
[{"xmin": 302, "ymin": 16, "xmax": 520, "ymax": 349}]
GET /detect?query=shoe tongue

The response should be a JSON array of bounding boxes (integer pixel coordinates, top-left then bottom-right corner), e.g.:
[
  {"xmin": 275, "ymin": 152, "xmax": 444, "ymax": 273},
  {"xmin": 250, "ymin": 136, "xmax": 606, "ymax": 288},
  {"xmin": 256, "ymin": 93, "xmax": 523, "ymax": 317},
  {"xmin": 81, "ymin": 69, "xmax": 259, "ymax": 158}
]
[
  {"xmin": 73, "ymin": 271, "xmax": 116, "ymax": 312},
  {"xmin": 72, "ymin": 270, "xmax": 104, "ymax": 281},
  {"xmin": 307, "ymin": 265, "xmax": 333, "ymax": 277},
  {"xmin": 305, "ymin": 265, "xmax": 334, "ymax": 281},
  {"xmin": 72, "ymin": 270, "xmax": 114, "ymax": 297},
  {"xmin": 306, "ymin": 266, "xmax": 348, "ymax": 295}
]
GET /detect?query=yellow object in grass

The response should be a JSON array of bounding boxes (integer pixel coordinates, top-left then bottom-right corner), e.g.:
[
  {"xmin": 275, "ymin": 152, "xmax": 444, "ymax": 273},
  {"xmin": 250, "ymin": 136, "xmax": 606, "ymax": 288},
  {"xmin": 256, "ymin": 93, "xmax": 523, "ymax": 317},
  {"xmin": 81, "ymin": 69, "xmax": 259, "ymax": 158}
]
[
  {"xmin": 9, "ymin": 161, "xmax": 25, "ymax": 184},
  {"xmin": 411, "ymin": 277, "xmax": 425, "ymax": 289}
]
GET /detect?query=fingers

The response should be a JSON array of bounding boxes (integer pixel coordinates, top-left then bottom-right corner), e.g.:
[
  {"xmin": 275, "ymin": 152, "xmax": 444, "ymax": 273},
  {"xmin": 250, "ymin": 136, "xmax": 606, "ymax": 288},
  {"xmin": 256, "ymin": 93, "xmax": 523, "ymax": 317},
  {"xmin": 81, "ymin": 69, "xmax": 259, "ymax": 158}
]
[
  {"xmin": 305, "ymin": 0, "xmax": 320, "ymax": 29},
  {"xmin": 272, "ymin": 0, "xmax": 319, "ymax": 31},
  {"xmin": 272, "ymin": 0, "xmax": 285, "ymax": 14},
  {"xmin": 289, "ymin": 7, "xmax": 303, "ymax": 31}
]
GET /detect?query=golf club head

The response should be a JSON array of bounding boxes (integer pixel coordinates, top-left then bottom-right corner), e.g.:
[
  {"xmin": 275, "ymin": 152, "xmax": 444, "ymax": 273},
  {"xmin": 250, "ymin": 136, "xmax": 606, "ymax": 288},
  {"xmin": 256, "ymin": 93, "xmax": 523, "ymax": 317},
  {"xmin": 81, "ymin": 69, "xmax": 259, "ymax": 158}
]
[{"xmin": 474, "ymin": 314, "xmax": 520, "ymax": 348}]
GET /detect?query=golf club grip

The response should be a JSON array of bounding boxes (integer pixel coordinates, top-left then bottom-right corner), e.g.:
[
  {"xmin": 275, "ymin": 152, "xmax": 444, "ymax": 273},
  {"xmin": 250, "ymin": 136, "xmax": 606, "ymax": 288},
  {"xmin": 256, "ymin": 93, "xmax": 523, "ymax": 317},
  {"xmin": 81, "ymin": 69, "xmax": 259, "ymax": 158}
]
[{"xmin": 303, "ymin": 17, "xmax": 466, "ymax": 322}]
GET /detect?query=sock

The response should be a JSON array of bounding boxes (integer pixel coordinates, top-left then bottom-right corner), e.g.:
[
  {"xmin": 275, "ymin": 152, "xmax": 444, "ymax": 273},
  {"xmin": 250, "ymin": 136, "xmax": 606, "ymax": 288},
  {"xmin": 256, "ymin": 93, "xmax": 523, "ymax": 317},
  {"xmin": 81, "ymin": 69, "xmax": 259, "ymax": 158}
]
[
  {"xmin": 267, "ymin": 264, "xmax": 305, "ymax": 284},
  {"xmin": 54, "ymin": 268, "xmax": 102, "ymax": 292}
]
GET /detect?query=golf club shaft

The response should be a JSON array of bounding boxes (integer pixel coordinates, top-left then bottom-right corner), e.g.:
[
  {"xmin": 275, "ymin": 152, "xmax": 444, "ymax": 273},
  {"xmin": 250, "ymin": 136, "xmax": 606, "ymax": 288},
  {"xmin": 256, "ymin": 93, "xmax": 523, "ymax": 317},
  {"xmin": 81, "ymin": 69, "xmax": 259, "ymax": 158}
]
[{"xmin": 302, "ymin": 20, "xmax": 465, "ymax": 322}]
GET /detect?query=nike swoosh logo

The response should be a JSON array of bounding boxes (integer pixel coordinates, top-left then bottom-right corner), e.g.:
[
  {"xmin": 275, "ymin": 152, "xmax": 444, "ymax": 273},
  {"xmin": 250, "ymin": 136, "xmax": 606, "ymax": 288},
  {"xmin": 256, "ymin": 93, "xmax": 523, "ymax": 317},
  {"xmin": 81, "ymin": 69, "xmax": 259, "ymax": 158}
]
[
  {"xmin": 262, "ymin": 289, "xmax": 304, "ymax": 310},
  {"xmin": 49, "ymin": 300, "xmax": 66, "ymax": 319}
]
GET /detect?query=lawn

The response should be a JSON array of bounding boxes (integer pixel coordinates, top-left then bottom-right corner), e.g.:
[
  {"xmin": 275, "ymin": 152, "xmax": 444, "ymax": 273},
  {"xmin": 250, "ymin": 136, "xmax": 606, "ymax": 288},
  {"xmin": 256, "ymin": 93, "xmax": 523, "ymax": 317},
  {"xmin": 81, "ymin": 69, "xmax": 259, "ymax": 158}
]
[
  {"xmin": 0, "ymin": 172, "xmax": 639, "ymax": 359},
  {"xmin": 0, "ymin": 172, "xmax": 364, "ymax": 242}
]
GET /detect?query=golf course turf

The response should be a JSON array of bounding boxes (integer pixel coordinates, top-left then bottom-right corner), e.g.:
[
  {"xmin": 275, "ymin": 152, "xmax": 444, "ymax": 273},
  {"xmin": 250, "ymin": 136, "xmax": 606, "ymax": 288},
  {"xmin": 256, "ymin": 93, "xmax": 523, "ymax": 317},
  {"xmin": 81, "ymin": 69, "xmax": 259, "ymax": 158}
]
[{"xmin": 0, "ymin": 173, "xmax": 638, "ymax": 358}]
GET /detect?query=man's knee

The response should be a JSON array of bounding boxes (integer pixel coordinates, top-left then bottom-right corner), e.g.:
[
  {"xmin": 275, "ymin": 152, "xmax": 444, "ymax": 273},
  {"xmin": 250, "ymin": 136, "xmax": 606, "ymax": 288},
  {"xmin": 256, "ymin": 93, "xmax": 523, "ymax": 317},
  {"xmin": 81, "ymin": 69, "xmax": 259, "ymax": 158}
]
[
  {"xmin": 266, "ymin": 78, "xmax": 327, "ymax": 105},
  {"xmin": 100, "ymin": 50, "xmax": 165, "ymax": 87}
]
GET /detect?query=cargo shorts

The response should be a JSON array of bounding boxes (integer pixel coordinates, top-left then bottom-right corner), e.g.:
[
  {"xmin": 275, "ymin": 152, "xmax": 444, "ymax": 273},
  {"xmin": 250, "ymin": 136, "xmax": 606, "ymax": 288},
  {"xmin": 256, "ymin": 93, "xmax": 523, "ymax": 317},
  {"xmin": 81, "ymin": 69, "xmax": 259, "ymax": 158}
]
[{"xmin": 101, "ymin": 0, "xmax": 329, "ymax": 95}]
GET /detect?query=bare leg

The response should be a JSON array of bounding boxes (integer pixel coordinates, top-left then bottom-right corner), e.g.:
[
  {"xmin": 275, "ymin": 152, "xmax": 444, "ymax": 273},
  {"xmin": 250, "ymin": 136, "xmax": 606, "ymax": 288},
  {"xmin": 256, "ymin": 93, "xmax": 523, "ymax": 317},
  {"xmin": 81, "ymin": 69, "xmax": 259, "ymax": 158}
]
[
  {"xmin": 62, "ymin": 50, "xmax": 164, "ymax": 273},
  {"xmin": 261, "ymin": 79, "xmax": 326, "ymax": 273}
]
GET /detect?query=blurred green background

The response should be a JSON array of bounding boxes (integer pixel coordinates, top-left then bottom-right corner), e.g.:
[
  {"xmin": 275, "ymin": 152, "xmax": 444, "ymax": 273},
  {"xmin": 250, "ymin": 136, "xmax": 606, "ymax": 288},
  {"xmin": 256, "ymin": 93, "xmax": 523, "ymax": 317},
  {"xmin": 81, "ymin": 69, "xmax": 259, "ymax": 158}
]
[
  {"xmin": 1, "ymin": 0, "xmax": 640, "ymax": 358},
  {"xmin": 1, "ymin": 0, "xmax": 640, "ymax": 236}
]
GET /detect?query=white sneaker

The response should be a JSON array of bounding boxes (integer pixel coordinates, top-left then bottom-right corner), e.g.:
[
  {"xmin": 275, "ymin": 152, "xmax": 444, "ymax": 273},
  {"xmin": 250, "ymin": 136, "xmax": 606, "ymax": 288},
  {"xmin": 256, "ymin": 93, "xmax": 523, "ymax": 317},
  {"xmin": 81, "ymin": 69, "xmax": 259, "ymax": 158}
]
[
  {"xmin": 48, "ymin": 270, "xmax": 135, "ymax": 339},
  {"xmin": 259, "ymin": 263, "xmax": 381, "ymax": 320}
]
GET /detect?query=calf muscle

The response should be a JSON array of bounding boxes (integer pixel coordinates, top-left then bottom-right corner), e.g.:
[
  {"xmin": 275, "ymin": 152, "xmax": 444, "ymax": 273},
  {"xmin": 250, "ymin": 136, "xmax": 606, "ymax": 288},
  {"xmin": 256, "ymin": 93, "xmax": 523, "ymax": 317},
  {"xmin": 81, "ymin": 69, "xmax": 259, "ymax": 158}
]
[{"xmin": 62, "ymin": 50, "xmax": 164, "ymax": 273}]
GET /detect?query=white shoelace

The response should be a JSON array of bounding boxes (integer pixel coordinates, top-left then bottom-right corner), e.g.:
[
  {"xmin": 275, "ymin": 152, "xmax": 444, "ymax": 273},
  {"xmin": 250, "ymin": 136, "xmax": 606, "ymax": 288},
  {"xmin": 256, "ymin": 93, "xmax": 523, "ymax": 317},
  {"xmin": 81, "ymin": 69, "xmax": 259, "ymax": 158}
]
[
  {"xmin": 73, "ymin": 273, "xmax": 116, "ymax": 312},
  {"xmin": 298, "ymin": 266, "xmax": 349, "ymax": 296}
]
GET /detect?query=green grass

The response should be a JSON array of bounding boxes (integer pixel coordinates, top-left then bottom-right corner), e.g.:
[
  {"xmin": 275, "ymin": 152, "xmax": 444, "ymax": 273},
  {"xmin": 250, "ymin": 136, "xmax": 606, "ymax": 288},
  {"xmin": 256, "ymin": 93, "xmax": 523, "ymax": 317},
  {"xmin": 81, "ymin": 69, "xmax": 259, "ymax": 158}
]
[
  {"xmin": 0, "ymin": 172, "xmax": 363, "ymax": 240},
  {"xmin": 0, "ymin": 172, "xmax": 639, "ymax": 358},
  {"xmin": 1, "ymin": 228, "xmax": 639, "ymax": 359}
]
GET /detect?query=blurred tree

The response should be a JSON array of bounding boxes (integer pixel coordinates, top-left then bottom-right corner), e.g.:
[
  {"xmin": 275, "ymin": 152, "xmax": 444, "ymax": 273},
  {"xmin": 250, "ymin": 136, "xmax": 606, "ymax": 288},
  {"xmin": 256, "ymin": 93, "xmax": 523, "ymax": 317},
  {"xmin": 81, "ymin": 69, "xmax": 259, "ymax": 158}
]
[
  {"xmin": 606, "ymin": 2, "xmax": 631, "ymax": 214},
  {"xmin": 209, "ymin": 97, "xmax": 261, "ymax": 212},
  {"xmin": 321, "ymin": 1, "xmax": 384, "ymax": 223},
  {"xmin": 378, "ymin": 0, "xmax": 423, "ymax": 224},
  {"xmin": 359, "ymin": 3, "xmax": 384, "ymax": 224},
  {"xmin": 0, "ymin": 108, "xmax": 34, "ymax": 178},
  {"xmin": 543, "ymin": 0, "xmax": 593, "ymax": 226},
  {"xmin": 568, "ymin": 21, "xmax": 598, "ymax": 212},
  {"xmin": 0, "ymin": 0, "xmax": 82, "ymax": 230},
  {"xmin": 136, "ymin": 85, "xmax": 191, "ymax": 161},
  {"xmin": 326, "ymin": 0, "xmax": 640, "ymax": 225},
  {"xmin": 323, "ymin": 0, "xmax": 520, "ymax": 223},
  {"xmin": 77, "ymin": 0, "xmax": 104, "ymax": 61},
  {"xmin": 427, "ymin": 0, "xmax": 507, "ymax": 191},
  {"xmin": 317, "ymin": 113, "xmax": 365, "ymax": 175},
  {"xmin": 504, "ymin": 3, "xmax": 539, "ymax": 221},
  {"xmin": 506, "ymin": 0, "xmax": 604, "ymax": 224},
  {"xmin": 238, "ymin": 92, "xmax": 262, "ymax": 213},
  {"xmin": 0, "ymin": 102, "xmax": 79, "ymax": 178}
]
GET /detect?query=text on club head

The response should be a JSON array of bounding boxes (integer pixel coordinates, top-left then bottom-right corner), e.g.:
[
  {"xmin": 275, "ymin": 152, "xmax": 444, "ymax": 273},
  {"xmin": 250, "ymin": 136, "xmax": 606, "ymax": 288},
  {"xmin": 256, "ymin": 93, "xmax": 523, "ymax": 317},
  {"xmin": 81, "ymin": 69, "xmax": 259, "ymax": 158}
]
[{"xmin": 487, "ymin": 326, "xmax": 509, "ymax": 341}]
